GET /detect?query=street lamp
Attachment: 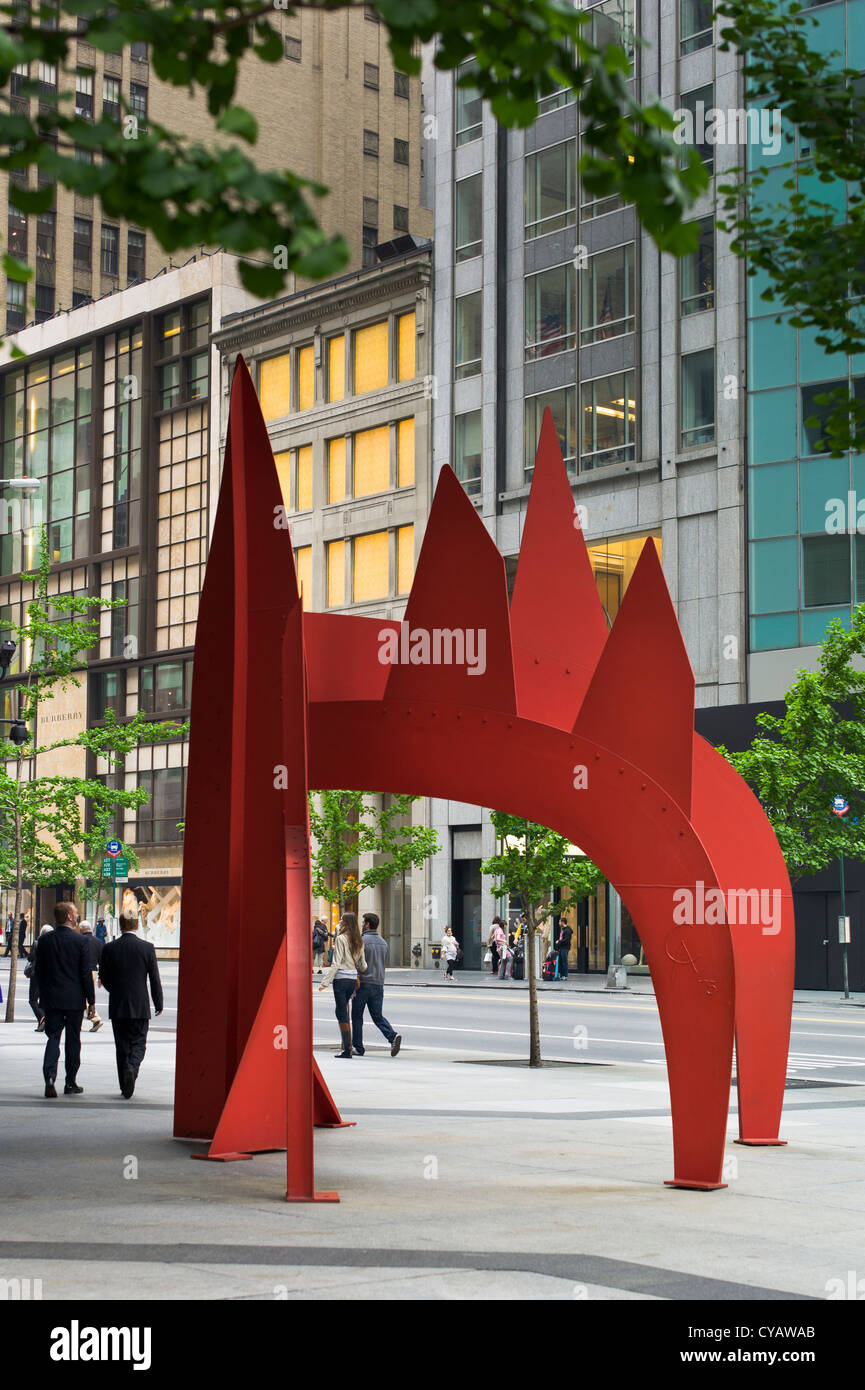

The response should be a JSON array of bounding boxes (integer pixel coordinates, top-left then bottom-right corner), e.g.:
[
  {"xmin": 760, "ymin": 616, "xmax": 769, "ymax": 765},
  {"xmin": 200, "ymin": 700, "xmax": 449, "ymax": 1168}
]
[{"xmin": 2, "ymin": 476, "xmax": 42, "ymax": 573}]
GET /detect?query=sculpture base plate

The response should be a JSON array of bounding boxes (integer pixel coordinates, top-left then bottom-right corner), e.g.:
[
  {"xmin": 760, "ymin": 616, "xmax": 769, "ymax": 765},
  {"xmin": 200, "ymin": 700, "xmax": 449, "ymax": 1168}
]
[
  {"xmin": 664, "ymin": 1179, "xmax": 728, "ymax": 1191},
  {"xmin": 734, "ymin": 1138, "xmax": 787, "ymax": 1147},
  {"xmin": 286, "ymin": 1191, "xmax": 340, "ymax": 1203},
  {"xmin": 191, "ymin": 1151, "xmax": 253, "ymax": 1163}
]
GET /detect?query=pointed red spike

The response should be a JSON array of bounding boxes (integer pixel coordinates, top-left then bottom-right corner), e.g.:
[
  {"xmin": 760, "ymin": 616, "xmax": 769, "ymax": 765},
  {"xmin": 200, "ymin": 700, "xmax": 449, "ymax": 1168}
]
[
  {"xmin": 511, "ymin": 407, "xmax": 608, "ymax": 727},
  {"xmin": 575, "ymin": 540, "xmax": 695, "ymax": 815},
  {"xmin": 231, "ymin": 354, "xmax": 299, "ymax": 607},
  {"xmin": 384, "ymin": 466, "xmax": 516, "ymax": 712}
]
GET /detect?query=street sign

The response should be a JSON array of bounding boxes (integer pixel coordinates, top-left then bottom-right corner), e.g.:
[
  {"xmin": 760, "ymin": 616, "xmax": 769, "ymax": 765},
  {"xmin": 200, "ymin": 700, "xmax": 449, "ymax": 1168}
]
[
  {"xmin": 102, "ymin": 856, "xmax": 129, "ymax": 877},
  {"xmin": 106, "ymin": 839, "xmax": 122, "ymax": 856},
  {"xmin": 832, "ymin": 796, "xmax": 849, "ymax": 817}
]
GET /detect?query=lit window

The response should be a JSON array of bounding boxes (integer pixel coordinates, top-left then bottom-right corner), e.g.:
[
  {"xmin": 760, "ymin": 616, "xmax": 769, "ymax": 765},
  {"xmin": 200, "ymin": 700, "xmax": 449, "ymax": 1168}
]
[
  {"xmin": 298, "ymin": 344, "xmax": 314, "ymax": 410},
  {"xmin": 397, "ymin": 418, "xmax": 414, "ymax": 487},
  {"xmin": 297, "ymin": 445, "xmax": 312, "ymax": 510},
  {"xmin": 273, "ymin": 450, "xmax": 291, "ymax": 509},
  {"xmin": 327, "ymin": 539, "xmax": 345, "ymax": 607},
  {"xmin": 328, "ymin": 335, "xmax": 345, "ymax": 402},
  {"xmin": 397, "ymin": 312, "xmax": 415, "ymax": 381},
  {"xmin": 295, "ymin": 546, "xmax": 312, "ymax": 607},
  {"xmin": 328, "ymin": 437, "xmax": 346, "ymax": 504},
  {"xmin": 397, "ymin": 525, "xmax": 414, "ymax": 594},
  {"xmin": 259, "ymin": 354, "xmax": 290, "ymax": 421},
  {"xmin": 581, "ymin": 244, "xmax": 635, "ymax": 345},
  {"xmin": 581, "ymin": 372, "xmax": 636, "ymax": 470},
  {"xmin": 353, "ymin": 531, "xmax": 388, "ymax": 601},
  {"xmin": 354, "ymin": 321, "xmax": 388, "ymax": 393},
  {"xmin": 354, "ymin": 425, "xmax": 389, "ymax": 497}
]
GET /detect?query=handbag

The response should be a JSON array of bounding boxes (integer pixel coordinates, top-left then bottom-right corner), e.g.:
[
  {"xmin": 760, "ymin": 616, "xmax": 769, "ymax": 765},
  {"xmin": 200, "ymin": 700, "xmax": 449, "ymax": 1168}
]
[{"xmin": 483, "ymin": 949, "xmax": 491, "ymax": 963}]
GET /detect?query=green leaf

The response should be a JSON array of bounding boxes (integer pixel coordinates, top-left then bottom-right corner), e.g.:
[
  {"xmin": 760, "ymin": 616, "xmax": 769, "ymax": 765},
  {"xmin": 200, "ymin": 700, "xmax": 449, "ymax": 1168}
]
[{"xmin": 215, "ymin": 105, "xmax": 259, "ymax": 144}]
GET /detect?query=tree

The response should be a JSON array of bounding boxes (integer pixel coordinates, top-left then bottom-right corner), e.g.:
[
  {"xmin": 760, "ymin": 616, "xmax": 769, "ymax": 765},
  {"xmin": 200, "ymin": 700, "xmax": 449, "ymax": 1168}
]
[
  {"xmin": 308, "ymin": 789, "xmax": 439, "ymax": 919},
  {"xmin": 481, "ymin": 810, "xmax": 604, "ymax": 1066},
  {"xmin": 715, "ymin": 605, "xmax": 865, "ymax": 883},
  {"xmin": 0, "ymin": 527, "xmax": 186, "ymax": 1020},
  {"xmin": 0, "ymin": 0, "xmax": 707, "ymax": 321},
  {"xmin": 716, "ymin": 0, "xmax": 865, "ymax": 453}
]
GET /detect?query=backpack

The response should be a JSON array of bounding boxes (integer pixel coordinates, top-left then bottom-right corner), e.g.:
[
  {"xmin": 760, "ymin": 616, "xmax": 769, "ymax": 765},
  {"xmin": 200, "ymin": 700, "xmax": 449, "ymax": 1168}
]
[{"xmin": 312, "ymin": 924, "xmax": 327, "ymax": 950}]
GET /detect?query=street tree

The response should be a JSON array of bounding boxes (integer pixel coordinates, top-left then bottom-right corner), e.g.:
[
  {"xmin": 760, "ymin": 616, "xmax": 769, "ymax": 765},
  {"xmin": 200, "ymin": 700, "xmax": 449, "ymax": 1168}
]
[
  {"xmin": 716, "ymin": 604, "xmax": 865, "ymax": 883},
  {"xmin": 0, "ymin": 527, "xmax": 186, "ymax": 1020},
  {"xmin": 481, "ymin": 810, "xmax": 604, "ymax": 1066},
  {"xmin": 0, "ymin": 0, "xmax": 708, "ymax": 321},
  {"xmin": 716, "ymin": 0, "xmax": 865, "ymax": 453},
  {"xmin": 308, "ymin": 789, "xmax": 439, "ymax": 920}
]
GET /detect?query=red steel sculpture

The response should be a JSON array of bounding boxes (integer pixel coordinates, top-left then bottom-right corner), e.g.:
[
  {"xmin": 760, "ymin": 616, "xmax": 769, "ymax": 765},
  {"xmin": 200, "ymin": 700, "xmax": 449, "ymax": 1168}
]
[{"xmin": 175, "ymin": 357, "xmax": 795, "ymax": 1200}]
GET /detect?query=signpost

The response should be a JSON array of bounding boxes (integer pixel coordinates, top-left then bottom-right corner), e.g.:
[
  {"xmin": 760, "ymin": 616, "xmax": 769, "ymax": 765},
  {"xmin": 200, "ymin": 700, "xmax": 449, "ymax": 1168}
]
[
  {"xmin": 104, "ymin": 841, "xmax": 127, "ymax": 920},
  {"xmin": 831, "ymin": 798, "xmax": 851, "ymax": 999}
]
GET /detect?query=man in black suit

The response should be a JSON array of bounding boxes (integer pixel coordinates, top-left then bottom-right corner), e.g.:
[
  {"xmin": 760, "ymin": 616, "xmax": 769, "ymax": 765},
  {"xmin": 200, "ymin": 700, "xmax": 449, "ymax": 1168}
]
[
  {"xmin": 99, "ymin": 912, "xmax": 163, "ymax": 1099},
  {"xmin": 34, "ymin": 901, "xmax": 94, "ymax": 1098}
]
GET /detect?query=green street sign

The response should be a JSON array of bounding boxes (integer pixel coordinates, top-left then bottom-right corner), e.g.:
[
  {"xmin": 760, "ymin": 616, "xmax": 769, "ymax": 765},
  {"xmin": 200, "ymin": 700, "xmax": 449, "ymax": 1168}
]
[{"xmin": 102, "ymin": 856, "xmax": 130, "ymax": 878}]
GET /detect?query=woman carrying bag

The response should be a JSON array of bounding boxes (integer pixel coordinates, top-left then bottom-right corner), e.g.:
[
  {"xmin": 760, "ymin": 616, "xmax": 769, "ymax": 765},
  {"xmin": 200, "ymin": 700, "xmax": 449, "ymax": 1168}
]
[
  {"xmin": 317, "ymin": 912, "xmax": 367, "ymax": 1058},
  {"xmin": 440, "ymin": 926, "xmax": 459, "ymax": 981}
]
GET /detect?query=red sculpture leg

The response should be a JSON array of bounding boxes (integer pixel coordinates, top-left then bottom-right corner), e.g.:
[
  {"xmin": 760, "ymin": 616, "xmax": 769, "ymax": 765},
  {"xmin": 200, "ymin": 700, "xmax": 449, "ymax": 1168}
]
[{"xmin": 692, "ymin": 735, "xmax": 794, "ymax": 1144}]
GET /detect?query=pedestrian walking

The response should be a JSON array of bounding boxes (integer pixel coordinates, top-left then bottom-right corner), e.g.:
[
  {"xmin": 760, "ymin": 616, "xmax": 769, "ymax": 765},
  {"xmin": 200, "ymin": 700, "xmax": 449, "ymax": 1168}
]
[
  {"xmin": 351, "ymin": 912, "xmax": 402, "ymax": 1056},
  {"xmin": 489, "ymin": 916, "xmax": 506, "ymax": 974},
  {"xmin": 317, "ymin": 911, "xmax": 366, "ymax": 1058},
  {"xmin": 95, "ymin": 917, "xmax": 108, "ymax": 947},
  {"xmin": 25, "ymin": 925, "xmax": 52, "ymax": 1030},
  {"xmin": 98, "ymin": 912, "xmax": 164, "ymax": 1099},
  {"xmin": 33, "ymin": 902, "xmax": 93, "ymax": 1097},
  {"xmin": 312, "ymin": 917, "xmax": 328, "ymax": 973},
  {"xmin": 440, "ymin": 925, "xmax": 459, "ymax": 981},
  {"xmin": 18, "ymin": 913, "xmax": 27, "ymax": 956},
  {"xmin": 78, "ymin": 922, "xmax": 104, "ymax": 1031},
  {"xmin": 2, "ymin": 913, "xmax": 12, "ymax": 956},
  {"xmin": 557, "ymin": 919, "xmax": 573, "ymax": 980}
]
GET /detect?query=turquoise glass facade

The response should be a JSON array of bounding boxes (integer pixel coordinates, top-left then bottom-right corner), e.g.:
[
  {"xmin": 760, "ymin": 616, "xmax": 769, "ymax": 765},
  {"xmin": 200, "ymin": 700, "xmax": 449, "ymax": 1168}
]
[{"xmin": 747, "ymin": 0, "xmax": 865, "ymax": 651}]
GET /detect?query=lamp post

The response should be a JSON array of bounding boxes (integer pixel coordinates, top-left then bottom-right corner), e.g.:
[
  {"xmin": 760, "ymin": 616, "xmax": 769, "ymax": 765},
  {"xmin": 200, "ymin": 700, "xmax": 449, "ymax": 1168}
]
[{"xmin": 831, "ymin": 796, "xmax": 851, "ymax": 1000}]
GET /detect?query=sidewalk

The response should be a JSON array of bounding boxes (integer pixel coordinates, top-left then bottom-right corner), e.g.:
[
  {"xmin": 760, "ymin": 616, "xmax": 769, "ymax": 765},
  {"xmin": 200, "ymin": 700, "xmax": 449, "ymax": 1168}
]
[{"xmin": 385, "ymin": 965, "xmax": 865, "ymax": 1009}]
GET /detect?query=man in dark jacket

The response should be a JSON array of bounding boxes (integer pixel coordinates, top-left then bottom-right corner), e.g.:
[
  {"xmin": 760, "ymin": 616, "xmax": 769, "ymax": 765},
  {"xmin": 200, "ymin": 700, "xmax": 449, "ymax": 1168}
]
[
  {"xmin": 78, "ymin": 922, "xmax": 104, "ymax": 1032},
  {"xmin": 34, "ymin": 902, "xmax": 94, "ymax": 1097},
  {"xmin": 99, "ymin": 912, "xmax": 163, "ymax": 1099},
  {"xmin": 350, "ymin": 912, "xmax": 401, "ymax": 1058}
]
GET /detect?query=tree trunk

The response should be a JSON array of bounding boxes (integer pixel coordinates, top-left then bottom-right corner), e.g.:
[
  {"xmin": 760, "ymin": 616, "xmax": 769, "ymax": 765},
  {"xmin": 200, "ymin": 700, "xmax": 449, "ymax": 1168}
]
[
  {"xmin": 4, "ymin": 803, "xmax": 23, "ymax": 1022},
  {"xmin": 526, "ymin": 900, "xmax": 542, "ymax": 1068}
]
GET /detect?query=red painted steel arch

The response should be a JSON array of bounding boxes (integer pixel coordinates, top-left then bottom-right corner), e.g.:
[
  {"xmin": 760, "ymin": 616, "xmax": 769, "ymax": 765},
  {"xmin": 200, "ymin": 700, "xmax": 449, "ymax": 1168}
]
[{"xmin": 174, "ymin": 359, "xmax": 794, "ymax": 1200}]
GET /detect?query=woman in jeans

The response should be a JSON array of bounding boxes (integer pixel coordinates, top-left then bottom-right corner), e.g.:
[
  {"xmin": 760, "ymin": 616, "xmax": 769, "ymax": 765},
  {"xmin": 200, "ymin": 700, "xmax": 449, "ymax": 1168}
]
[
  {"xmin": 317, "ymin": 912, "xmax": 367, "ymax": 1057},
  {"xmin": 441, "ymin": 926, "xmax": 459, "ymax": 981}
]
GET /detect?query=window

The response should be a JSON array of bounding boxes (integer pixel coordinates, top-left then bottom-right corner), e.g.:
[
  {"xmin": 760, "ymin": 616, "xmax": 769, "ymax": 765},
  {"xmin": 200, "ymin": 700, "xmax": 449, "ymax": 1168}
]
[
  {"xmin": 36, "ymin": 209, "xmax": 54, "ymax": 264},
  {"xmin": 102, "ymin": 76, "xmax": 120, "ymax": 121},
  {"xmin": 681, "ymin": 0, "xmax": 713, "ymax": 54},
  {"xmin": 681, "ymin": 348, "xmax": 715, "ymax": 447},
  {"xmin": 397, "ymin": 312, "xmax": 415, "ymax": 381},
  {"xmin": 525, "ymin": 141, "xmax": 575, "ymax": 240},
  {"xmin": 679, "ymin": 86, "xmax": 714, "ymax": 174},
  {"xmin": 327, "ymin": 335, "xmax": 345, "ymax": 403},
  {"xmin": 581, "ymin": 243, "xmax": 635, "ymax": 345},
  {"xmin": 363, "ymin": 196, "xmax": 378, "ymax": 226},
  {"xmin": 394, "ymin": 138, "xmax": 409, "ymax": 165},
  {"xmin": 38, "ymin": 62, "xmax": 57, "ymax": 98},
  {"xmin": 100, "ymin": 224, "xmax": 119, "ymax": 276},
  {"xmin": 363, "ymin": 128, "xmax": 379, "ymax": 157},
  {"xmin": 525, "ymin": 263, "xmax": 576, "ymax": 360},
  {"xmin": 8, "ymin": 206, "xmax": 27, "ymax": 258},
  {"xmin": 393, "ymin": 204, "xmax": 409, "ymax": 231},
  {"xmin": 681, "ymin": 218, "xmax": 714, "ymax": 315},
  {"xmin": 455, "ymin": 174, "xmax": 482, "ymax": 262},
  {"xmin": 397, "ymin": 525, "xmax": 414, "ymax": 593},
  {"xmin": 394, "ymin": 71, "xmax": 409, "ymax": 98},
  {"xmin": 328, "ymin": 437, "xmax": 346, "ymax": 504},
  {"xmin": 72, "ymin": 292, "xmax": 90, "ymax": 309},
  {"xmin": 363, "ymin": 222, "xmax": 378, "ymax": 268},
  {"xmin": 354, "ymin": 425, "xmax": 389, "ymax": 497},
  {"xmin": 353, "ymin": 531, "xmax": 389, "ymax": 601},
  {"xmin": 455, "ymin": 292, "xmax": 482, "ymax": 379},
  {"xmin": 10, "ymin": 63, "xmax": 28, "ymax": 97},
  {"xmin": 284, "ymin": 35, "xmax": 301, "ymax": 61},
  {"xmin": 130, "ymin": 40, "xmax": 148, "ymax": 61},
  {"xmin": 74, "ymin": 146, "xmax": 93, "ymax": 165},
  {"xmin": 801, "ymin": 380, "xmax": 850, "ymax": 455},
  {"xmin": 155, "ymin": 299, "xmax": 211, "ymax": 413},
  {"xmin": 581, "ymin": 372, "xmax": 636, "ymax": 469},
  {"xmin": 454, "ymin": 411, "xmax": 482, "ymax": 497},
  {"xmin": 187, "ymin": 352, "xmax": 208, "ymax": 402},
  {"xmin": 355, "ymin": 320, "xmax": 388, "ymax": 393},
  {"xmin": 327, "ymin": 539, "xmax": 346, "ymax": 607},
  {"xmin": 130, "ymin": 82, "xmax": 147, "ymax": 130},
  {"xmin": 588, "ymin": 0, "xmax": 635, "ymax": 58},
  {"xmin": 110, "ymin": 577, "xmax": 139, "ymax": 656},
  {"xmin": 75, "ymin": 70, "xmax": 93, "ymax": 118},
  {"xmin": 364, "ymin": 63, "xmax": 379, "ymax": 90},
  {"xmin": 295, "ymin": 546, "xmax": 312, "ymax": 608},
  {"xmin": 91, "ymin": 669, "xmax": 126, "ymax": 721},
  {"xmin": 297, "ymin": 344, "xmax": 313, "ymax": 410},
  {"xmin": 397, "ymin": 418, "xmax": 414, "ymax": 487},
  {"xmin": 35, "ymin": 283, "xmax": 54, "ymax": 322},
  {"xmin": 803, "ymin": 535, "xmax": 852, "ymax": 607},
  {"xmin": 525, "ymin": 388, "xmax": 576, "ymax": 478},
  {"xmin": 73, "ymin": 216, "xmax": 92, "ymax": 269},
  {"xmin": 137, "ymin": 768, "xmax": 185, "ymax": 844},
  {"xmin": 139, "ymin": 661, "xmax": 191, "ymax": 713},
  {"xmin": 455, "ymin": 60, "xmax": 482, "ymax": 145},
  {"xmin": 6, "ymin": 279, "xmax": 26, "ymax": 331},
  {"xmin": 259, "ymin": 354, "xmax": 290, "ymax": 421},
  {"xmin": 297, "ymin": 445, "xmax": 312, "ymax": 510},
  {"xmin": 127, "ymin": 229, "xmax": 145, "ymax": 283}
]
